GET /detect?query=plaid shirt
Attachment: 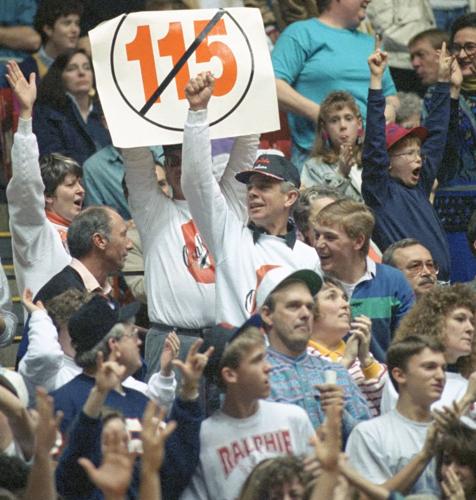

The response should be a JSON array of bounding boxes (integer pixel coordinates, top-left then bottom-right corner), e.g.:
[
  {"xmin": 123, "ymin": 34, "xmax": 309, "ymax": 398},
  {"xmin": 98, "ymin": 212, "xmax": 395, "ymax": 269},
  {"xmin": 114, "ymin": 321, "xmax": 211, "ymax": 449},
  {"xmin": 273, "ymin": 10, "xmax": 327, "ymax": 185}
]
[{"xmin": 267, "ymin": 347, "xmax": 372, "ymax": 440}]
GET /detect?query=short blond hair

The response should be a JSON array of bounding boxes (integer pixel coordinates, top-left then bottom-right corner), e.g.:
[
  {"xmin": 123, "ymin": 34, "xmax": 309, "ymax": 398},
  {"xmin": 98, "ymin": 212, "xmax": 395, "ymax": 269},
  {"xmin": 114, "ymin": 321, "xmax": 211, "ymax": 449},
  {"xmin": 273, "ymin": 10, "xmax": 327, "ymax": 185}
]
[{"xmin": 312, "ymin": 199, "xmax": 374, "ymax": 255}]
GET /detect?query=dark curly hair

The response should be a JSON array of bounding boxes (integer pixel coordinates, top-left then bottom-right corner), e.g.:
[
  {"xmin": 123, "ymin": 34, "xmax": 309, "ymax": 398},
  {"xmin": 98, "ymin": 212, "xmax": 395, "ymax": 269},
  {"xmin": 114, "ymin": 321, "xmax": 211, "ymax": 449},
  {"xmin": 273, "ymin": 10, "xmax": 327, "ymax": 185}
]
[
  {"xmin": 394, "ymin": 284, "xmax": 476, "ymax": 376},
  {"xmin": 34, "ymin": 0, "xmax": 83, "ymax": 44}
]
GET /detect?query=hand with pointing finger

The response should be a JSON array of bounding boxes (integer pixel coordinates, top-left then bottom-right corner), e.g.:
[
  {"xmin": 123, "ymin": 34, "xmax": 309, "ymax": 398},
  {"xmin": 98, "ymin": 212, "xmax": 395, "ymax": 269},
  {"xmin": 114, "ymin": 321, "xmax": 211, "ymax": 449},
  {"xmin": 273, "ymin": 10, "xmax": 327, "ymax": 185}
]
[
  {"xmin": 437, "ymin": 42, "xmax": 453, "ymax": 83},
  {"xmin": 368, "ymin": 34, "xmax": 388, "ymax": 80}
]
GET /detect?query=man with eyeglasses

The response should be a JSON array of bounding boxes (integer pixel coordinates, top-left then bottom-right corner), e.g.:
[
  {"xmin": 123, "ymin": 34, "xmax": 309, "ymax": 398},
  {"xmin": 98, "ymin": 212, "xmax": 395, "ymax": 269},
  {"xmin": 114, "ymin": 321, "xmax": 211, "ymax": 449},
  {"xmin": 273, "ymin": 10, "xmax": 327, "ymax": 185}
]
[{"xmin": 382, "ymin": 238, "xmax": 439, "ymax": 299}]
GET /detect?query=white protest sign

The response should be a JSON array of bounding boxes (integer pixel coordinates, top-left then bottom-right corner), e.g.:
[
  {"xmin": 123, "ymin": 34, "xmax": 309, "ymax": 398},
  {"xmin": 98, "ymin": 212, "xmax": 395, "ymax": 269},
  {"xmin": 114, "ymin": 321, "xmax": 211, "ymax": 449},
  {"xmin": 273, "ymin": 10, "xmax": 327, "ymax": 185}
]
[{"xmin": 89, "ymin": 8, "xmax": 279, "ymax": 147}]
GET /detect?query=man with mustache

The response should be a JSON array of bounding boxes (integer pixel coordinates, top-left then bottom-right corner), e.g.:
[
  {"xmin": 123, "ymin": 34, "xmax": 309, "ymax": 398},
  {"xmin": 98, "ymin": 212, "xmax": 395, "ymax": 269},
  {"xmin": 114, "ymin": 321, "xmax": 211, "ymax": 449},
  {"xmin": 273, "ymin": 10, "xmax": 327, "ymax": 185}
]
[{"xmin": 382, "ymin": 239, "xmax": 440, "ymax": 299}]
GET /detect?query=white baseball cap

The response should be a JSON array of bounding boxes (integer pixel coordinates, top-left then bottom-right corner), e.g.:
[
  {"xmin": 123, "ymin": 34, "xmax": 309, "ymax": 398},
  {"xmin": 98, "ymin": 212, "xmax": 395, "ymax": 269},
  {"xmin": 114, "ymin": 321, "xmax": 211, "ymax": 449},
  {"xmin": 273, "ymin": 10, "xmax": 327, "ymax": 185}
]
[{"xmin": 256, "ymin": 267, "xmax": 322, "ymax": 309}]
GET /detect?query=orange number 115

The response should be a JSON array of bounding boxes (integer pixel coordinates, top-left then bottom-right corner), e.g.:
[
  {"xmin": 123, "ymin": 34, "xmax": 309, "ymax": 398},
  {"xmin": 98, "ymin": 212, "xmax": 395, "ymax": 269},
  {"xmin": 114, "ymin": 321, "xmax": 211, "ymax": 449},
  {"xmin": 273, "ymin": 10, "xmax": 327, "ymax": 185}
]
[{"xmin": 126, "ymin": 19, "xmax": 238, "ymax": 104}]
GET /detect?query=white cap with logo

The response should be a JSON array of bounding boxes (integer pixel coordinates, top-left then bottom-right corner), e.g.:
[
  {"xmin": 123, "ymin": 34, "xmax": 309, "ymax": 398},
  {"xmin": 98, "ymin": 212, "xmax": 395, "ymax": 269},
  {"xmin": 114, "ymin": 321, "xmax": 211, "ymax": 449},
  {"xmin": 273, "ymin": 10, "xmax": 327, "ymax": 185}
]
[{"xmin": 256, "ymin": 266, "xmax": 322, "ymax": 309}]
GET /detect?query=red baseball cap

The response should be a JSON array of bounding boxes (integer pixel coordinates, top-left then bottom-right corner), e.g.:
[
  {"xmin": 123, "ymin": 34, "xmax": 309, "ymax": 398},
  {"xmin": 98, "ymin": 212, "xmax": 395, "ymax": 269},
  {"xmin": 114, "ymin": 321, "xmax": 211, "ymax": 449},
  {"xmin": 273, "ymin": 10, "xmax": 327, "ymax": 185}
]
[{"xmin": 385, "ymin": 123, "xmax": 428, "ymax": 151}]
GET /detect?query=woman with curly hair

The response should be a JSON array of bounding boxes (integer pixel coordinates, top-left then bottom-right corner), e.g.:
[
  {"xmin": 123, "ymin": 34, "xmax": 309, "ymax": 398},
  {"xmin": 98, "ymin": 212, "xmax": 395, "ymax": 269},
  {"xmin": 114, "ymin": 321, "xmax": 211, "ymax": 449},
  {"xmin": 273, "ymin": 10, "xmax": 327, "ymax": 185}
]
[{"xmin": 381, "ymin": 283, "xmax": 476, "ymax": 414}]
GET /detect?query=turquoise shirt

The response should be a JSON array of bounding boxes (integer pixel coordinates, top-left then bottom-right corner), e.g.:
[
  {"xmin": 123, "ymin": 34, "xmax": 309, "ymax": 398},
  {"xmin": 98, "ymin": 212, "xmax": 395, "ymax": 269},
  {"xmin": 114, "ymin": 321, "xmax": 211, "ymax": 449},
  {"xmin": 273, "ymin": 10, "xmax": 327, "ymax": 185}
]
[{"xmin": 272, "ymin": 18, "xmax": 396, "ymax": 152}]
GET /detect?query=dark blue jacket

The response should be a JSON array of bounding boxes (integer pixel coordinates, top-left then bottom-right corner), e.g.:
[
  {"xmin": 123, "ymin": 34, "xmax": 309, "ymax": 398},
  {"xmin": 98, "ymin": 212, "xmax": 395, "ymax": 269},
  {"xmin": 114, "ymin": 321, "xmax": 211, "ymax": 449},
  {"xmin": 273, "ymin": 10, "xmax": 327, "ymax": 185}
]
[
  {"xmin": 55, "ymin": 394, "xmax": 202, "ymax": 500},
  {"xmin": 33, "ymin": 96, "xmax": 111, "ymax": 165},
  {"xmin": 362, "ymin": 84, "xmax": 451, "ymax": 281}
]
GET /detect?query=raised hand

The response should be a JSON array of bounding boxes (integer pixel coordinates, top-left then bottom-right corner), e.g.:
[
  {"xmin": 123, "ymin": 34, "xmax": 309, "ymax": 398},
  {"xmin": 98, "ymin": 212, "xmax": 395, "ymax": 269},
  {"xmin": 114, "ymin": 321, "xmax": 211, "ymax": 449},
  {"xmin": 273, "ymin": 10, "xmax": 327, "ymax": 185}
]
[
  {"xmin": 141, "ymin": 401, "xmax": 177, "ymax": 472},
  {"xmin": 95, "ymin": 352, "xmax": 126, "ymax": 394},
  {"xmin": 5, "ymin": 60, "xmax": 36, "ymax": 119},
  {"xmin": 450, "ymin": 58, "xmax": 463, "ymax": 97},
  {"xmin": 159, "ymin": 331, "xmax": 180, "ymax": 377},
  {"xmin": 22, "ymin": 288, "xmax": 45, "ymax": 315},
  {"xmin": 185, "ymin": 72, "xmax": 215, "ymax": 111},
  {"xmin": 35, "ymin": 387, "xmax": 62, "ymax": 455},
  {"xmin": 368, "ymin": 34, "xmax": 388, "ymax": 81},
  {"xmin": 78, "ymin": 425, "xmax": 134, "ymax": 499},
  {"xmin": 437, "ymin": 42, "xmax": 453, "ymax": 83},
  {"xmin": 311, "ymin": 404, "xmax": 342, "ymax": 470},
  {"xmin": 172, "ymin": 338, "xmax": 214, "ymax": 400}
]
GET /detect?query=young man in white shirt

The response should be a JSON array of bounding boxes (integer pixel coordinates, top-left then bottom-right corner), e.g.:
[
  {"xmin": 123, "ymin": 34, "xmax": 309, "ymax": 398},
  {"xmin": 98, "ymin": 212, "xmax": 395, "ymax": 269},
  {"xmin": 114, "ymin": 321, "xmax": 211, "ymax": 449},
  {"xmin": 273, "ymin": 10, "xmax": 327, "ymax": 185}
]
[
  {"xmin": 346, "ymin": 335, "xmax": 447, "ymax": 496},
  {"xmin": 180, "ymin": 325, "xmax": 315, "ymax": 500}
]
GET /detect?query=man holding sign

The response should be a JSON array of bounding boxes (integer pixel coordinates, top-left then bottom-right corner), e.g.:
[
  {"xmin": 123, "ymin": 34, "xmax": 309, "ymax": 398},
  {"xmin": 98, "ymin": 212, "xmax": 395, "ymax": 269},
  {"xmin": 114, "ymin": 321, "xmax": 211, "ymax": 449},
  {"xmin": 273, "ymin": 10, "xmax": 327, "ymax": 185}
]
[
  {"xmin": 122, "ymin": 120, "xmax": 257, "ymax": 379},
  {"xmin": 182, "ymin": 72, "xmax": 320, "ymax": 327}
]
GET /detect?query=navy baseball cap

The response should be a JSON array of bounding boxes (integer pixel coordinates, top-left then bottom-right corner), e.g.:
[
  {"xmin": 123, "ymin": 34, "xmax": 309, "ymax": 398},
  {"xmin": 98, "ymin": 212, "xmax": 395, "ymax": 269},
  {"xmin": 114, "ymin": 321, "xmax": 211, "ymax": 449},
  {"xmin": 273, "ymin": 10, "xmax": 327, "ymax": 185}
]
[
  {"xmin": 69, "ymin": 295, "xmax": 140, "ymax": 356},
  {"xmin": 235, "ymin": 154, "xmax": 301, "ymax": 188}
]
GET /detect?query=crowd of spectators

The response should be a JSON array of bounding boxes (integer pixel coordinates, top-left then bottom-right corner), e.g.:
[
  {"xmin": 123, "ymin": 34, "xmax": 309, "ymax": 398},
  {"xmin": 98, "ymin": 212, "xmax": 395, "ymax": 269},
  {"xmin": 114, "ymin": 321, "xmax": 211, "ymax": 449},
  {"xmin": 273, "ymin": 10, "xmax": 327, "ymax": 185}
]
[{"xmin": 2, "ymin": 0, "xmax": 476, "ymax": 499}]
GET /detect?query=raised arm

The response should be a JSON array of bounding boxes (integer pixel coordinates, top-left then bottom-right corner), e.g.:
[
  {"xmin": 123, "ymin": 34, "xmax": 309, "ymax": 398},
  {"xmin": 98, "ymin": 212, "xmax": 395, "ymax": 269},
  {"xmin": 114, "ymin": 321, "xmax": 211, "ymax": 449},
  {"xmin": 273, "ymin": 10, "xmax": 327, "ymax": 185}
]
[
  {"xmin": 23, "ymin": 388, "xmax": 61, "ymax": 500},
  {"xmin": 0, "ymin": 262, "xmax": 17, "ymax": 348},
  {"xmin": 420, "ymin": 43, "xmax": 452, "ymax": 195},
  {"xmin": 437, "ymin": 58, "xmax": 463, "ymax": 186},
  {"xmin": 361, "ymin": 38, "xmax": 391, "ymax": 207},
  {"xmin": 181, "ymin": 72, "xmax": 235, "ymax": 257},
  {"xmin": 5, "ymin": 61, "xmax": 51, "ymax": 237},
  {"xmin": 140, "ymin": 402, "xmax": 176, "ymax": 500},
  {"xmin": 122, "ymin": 147, "xmax": 172, "ymax": 239}
]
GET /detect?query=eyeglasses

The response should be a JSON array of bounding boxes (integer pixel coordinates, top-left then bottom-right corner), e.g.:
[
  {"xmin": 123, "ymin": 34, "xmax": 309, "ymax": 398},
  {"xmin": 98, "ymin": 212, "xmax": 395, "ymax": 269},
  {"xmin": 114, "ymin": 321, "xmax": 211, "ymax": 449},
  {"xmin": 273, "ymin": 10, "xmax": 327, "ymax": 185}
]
[
  {"xmin": 405, "ymin": 260, "xmax": 439, "ymax": 276},
  {"xmin": 450, "ymin": 42, "xmax": 476, "ymax": 57},
  {"xmin": 122, "ymin": 327, "xmax": 139, "ymax": 340},
  {"xmin": 390, "ymin": 149, "xmax": 424, "ymax": 162}
]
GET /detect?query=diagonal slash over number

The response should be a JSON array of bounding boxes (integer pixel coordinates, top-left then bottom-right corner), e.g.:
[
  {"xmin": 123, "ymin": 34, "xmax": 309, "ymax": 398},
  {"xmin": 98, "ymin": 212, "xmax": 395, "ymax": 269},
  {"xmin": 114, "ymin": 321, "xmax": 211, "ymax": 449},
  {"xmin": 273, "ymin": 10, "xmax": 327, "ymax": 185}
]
[{"xmin": 139, "ymin": 9, "xmax": 225, "ymax": 116}]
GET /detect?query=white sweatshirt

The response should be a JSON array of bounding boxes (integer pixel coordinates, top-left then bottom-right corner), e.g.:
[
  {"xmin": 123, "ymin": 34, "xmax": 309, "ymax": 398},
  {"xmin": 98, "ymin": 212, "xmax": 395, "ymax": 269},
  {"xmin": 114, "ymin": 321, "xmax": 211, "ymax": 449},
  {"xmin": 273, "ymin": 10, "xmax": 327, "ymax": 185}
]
[
  {"xmin": 180, "ymin": 400, "xmax": 315, "ymax": 500},
  {"xmin": 6, "ymin": 118, "xmax": 71, "ymax": 302},
  {"xmin": 123, "ymin": 144, "xmax": 249, "ymax": 328},
  {"xmin": 182, "ymin": 109, "xmax": 320, "ymax": 325}
]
